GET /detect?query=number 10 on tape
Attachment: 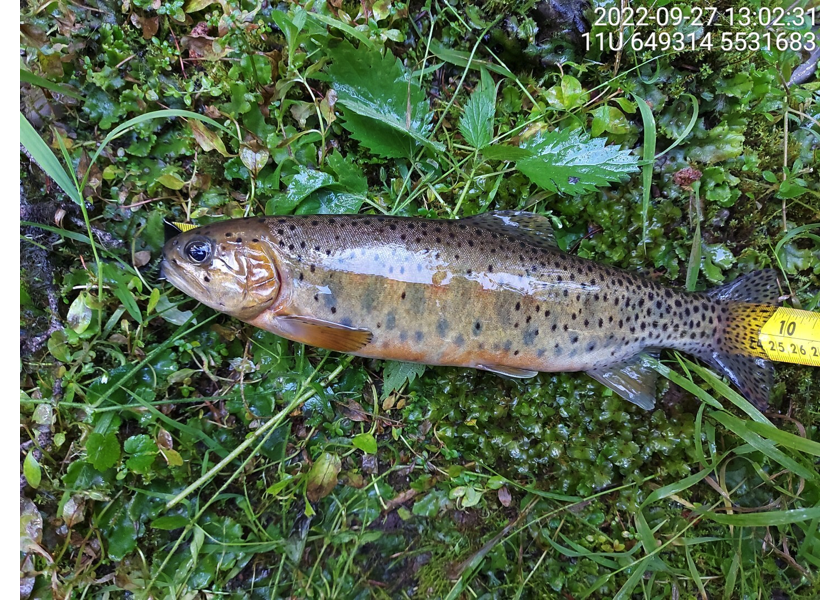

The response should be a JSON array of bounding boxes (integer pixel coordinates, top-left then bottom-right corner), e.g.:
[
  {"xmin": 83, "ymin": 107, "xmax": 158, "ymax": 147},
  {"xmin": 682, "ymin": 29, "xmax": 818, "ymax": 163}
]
[{"xmin": 758, "ymin": 308, "xmax": 820, "ymax": 367}]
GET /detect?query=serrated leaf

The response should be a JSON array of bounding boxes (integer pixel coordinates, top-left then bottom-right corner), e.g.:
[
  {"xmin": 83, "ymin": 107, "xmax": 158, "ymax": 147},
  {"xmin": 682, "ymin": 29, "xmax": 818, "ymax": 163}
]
[
  {"xmin": 381, "ymin": 361, "xmax": 426, "ymax": 399},
  {"xmin": 516, "ymin": 128, "xmax": 639, "ymax": 194},
  {"xmin": 352, "ymin": 433, "xmax": 377, "ymax": 454},
  {"xmin": 86, "ymin": 432, "xmax": 121, "ymax": 471},
  {"xmin": 459, "ymin": 68, "xmax": 496, "ymax": 149},
  {"xmin": 326, "ymin": 42, "xmax": 441, "ymax": 158}
]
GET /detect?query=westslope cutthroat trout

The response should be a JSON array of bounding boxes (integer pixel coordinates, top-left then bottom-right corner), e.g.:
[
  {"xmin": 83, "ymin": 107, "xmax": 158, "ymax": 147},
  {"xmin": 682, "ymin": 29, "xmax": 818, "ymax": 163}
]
[{"xmin": 161, "ymin": 211, "xmax": 780, "ymax": 410}]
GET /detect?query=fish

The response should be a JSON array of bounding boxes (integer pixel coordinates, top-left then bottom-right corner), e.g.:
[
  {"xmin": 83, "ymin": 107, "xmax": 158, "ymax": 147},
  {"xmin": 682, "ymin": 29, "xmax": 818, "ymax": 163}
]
[{"xmin": 161, "ymin": 211, "xmax": 781, "ymax": 410}]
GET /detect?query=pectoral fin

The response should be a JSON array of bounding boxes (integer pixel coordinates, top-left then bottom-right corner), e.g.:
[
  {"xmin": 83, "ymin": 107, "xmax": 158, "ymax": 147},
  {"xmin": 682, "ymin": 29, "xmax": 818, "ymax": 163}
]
[
  {"xmin": 264, "ymin": 315, "xmax": 373, "ymax": 353},
  {"xmin": 477, "ymin": 364, "xmax": 539, "ymax": 378},
  {"xmin": 587, "ymin": 353, "xmax": 660, "ymax": 411}
]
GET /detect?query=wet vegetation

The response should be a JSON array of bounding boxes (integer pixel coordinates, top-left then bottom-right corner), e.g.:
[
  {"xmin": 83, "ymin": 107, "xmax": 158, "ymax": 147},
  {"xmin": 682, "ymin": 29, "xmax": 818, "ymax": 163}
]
[{"xmin": 20, "ymin": 0, "xmax": 819, "ymax": 597}]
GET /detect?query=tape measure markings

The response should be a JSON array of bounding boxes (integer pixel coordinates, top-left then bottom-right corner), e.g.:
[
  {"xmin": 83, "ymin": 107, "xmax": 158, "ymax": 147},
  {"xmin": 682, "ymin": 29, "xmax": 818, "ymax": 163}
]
[{"xmin": 758, "ymin": 307, "xmax": 820, "ymax": 367}]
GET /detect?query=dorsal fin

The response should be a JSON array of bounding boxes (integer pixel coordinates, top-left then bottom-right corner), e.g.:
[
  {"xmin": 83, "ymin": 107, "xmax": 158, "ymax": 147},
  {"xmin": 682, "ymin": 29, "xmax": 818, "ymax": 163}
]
[{"xmin": 461, "ymin": 211, "xmax": 558, "ymax": 251}]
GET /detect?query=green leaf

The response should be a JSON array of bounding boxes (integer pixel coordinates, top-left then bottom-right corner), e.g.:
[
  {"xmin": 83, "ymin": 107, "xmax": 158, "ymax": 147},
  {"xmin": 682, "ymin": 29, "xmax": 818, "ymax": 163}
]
[
  {"xmin": 428, "ymin": 39, "xmax": 515, "ymax": 78},
  {"xmin": 381, "ymin": 361, "xmax": 427, "ymax": 398},
  {"xmin": 156, "ymin": 173, "xmax": 186, "ymax": 190},
  {"xmin": 590, "ymin": 105, "xmax": 631, "ymax": 136},
  {"xmin": 67, "ymin": 292, "xmax": 93, "ymax": 334},
  {"xmin": 307, "ymin": 452, "xmax": 341, "ymax": 502},
  {"xmin": 150, "ymin": 515, "xmax": 190, "ymax": 530},
  {"xmin": 327, "ymin": 153, "xmax": 368, "ymax": 194},
  {"xmin": 480, "ymin": 145, "xmax": 533, "ymax": 161},
  {"xmin": 516, "ymin": 128, "xmax": 639, "ymax": 195},
  {"xmin": 459, "ymin": 68, "xmax": 496, "ymax": 150},
  {"xmin": 544, "ymin": 75, "xmax": 587, "ymax": 110},
  {"xmin": 24, "ymin": 450, "xmax": 42, "ymax": 488},
  {"xmin": 266, "ymin": 472, "xmax": 296, "ymax": 495},
  {"xmin": 86, "ymin": 432, "xmax": 121, "ymax": 471},
  {"xmin": 326, "ymin": 42, "xmax": 441, "ymax": 158},
  {"xmin": 154, "ymin": 295, "xmax": 194, "ymax": 326},
  {"xmin": 352, "ymin": 433, "xmax": 378, "ymax": 454},
  {"xmin": 124, "ymin": 434, "xmax": 158, "ymax": 474}
]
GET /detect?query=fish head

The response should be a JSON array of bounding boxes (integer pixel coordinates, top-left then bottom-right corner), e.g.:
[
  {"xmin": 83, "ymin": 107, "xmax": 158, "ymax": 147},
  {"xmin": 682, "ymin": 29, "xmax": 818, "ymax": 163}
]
[{"xmin": 161, "ymin": 220, "xmax": 280, "ymax": 320}]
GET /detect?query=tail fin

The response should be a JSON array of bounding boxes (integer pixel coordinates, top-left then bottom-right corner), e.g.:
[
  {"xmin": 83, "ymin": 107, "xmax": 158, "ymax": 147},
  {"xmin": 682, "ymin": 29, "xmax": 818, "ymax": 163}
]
[{"xmin": 699, "ymin": 270, "xmax": 781, "ymax": 410}]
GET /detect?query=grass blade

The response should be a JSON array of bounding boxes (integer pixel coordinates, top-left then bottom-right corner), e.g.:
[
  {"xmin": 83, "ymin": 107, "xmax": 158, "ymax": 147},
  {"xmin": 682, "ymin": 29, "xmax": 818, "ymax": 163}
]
[
  {"xmin": 612, "ymin": 556, "xmax": 652, "ymax": 600},
  {"xmin": 21, "ymin": 67, "xmax": 83, "ymax": 100},
  {"xmin": 710, "ymin": 411, "xmax": 816, "ymax": 481},
  {"xmin": 745, "ymin": 421, "xmax": 819, "ymax": 456},
  {"xmin": 655, "ymin": 93, "xmax": 699, "ymax": 158},
  {"xmin": 724, "ymin": 549, "xmax": 740, "ymax": 597},
  {"xmin": 20, "ymin": 112, "xmax": 80, "ymax": 202},
  {"xmin": 641, "ymin": 466, "xmax": 714, "ymax": 508},
  {"xmin": 707, "ymin": 507, "xmax": 819, "ymax": 527},
  {"xmin": 632, "ymin": 93, "xmax": 655, "ymax": 248},
  {"xmin": 686, "ymin": 362, "xmax": 773, "ymax": 426},
  {"xmin": 686, "ymin": 220, "xmax": 702, "ymax": 291},
  {"xmin": 685, "ymin": 545, "xmax": 707, "ymax": 600}
]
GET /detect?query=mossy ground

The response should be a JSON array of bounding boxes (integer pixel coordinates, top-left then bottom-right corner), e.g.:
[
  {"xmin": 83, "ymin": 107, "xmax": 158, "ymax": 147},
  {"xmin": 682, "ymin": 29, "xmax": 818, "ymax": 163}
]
[{"xmin": 21, "ymin": 0, "xmax": 819, "ymax": 598}]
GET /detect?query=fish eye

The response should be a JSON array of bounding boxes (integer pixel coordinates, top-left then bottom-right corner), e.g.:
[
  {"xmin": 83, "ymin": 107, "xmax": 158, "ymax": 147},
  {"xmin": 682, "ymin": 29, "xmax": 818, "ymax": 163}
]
[{"xmin": 184, "ymin": 239, "xmax": 211, "ymax": 264}]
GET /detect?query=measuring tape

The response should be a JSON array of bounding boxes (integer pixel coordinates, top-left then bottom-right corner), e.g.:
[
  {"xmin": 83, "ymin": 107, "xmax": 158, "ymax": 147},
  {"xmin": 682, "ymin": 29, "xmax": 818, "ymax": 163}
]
[{"xmin": 758, "ymin": 308, "xmax": 820, "ymax": 367}]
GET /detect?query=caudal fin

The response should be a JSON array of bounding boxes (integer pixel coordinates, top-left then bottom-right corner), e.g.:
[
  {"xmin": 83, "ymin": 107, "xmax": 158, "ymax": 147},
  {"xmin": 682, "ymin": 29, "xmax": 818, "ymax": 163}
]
[{"xmin": 699, "ymin": 270, "xmax": 780, "ymax": 410}]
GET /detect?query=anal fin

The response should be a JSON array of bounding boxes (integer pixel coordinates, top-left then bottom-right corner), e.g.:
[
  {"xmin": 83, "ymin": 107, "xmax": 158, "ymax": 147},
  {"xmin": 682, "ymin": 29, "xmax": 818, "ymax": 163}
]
[
  {"xmin": 261, "ymin": 315, "xmax": 373, "ymax": 353},
  {"xmin": 477, "ymin": 364, "xmax": 539, "ymax": 379},
  {"xmin": 587, "ymin": 352, "xmax": 660, "ymax": 410}
]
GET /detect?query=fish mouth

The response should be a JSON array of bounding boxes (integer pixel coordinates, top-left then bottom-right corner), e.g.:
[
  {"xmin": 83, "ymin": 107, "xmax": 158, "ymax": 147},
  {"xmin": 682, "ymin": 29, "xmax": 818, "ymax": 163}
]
[{"xmin": 159, "ymin": 256, "xmax": 192, "ymax": 295}]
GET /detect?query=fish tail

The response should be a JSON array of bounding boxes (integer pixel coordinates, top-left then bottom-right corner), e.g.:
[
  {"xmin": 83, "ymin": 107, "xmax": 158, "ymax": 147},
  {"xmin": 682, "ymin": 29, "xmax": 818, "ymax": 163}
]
[{"xmin": 696, "ymin": 270, "xmax": 780, "ymax": 410}]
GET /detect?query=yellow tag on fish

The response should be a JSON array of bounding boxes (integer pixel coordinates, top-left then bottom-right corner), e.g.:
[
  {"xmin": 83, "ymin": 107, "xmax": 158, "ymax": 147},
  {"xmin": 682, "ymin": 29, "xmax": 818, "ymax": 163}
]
[
  {"xmin": 173, "ymin": 222, "xmax": 198, "ymax": 232},
  {"xmin": 758, "ymin": 308, "xmax": 820, "ymax": 367}
]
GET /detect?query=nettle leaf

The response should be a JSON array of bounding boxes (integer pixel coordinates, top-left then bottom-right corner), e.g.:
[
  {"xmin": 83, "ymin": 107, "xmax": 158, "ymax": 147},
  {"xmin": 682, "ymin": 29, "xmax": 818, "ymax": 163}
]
[
  {"xmin": 381, "ymin": 361, "xmax": 426, "ymax": 399},
  {"xmin": 326, "ymin": 42, "xmax": 441, "ymax": 158},
  {"xmin": 459, "ymin": 68, "xmax": 497, "ymax": 150},
  {"xmin": 515, "ymin": 128, "xmax": 639, "ymax": 195}
]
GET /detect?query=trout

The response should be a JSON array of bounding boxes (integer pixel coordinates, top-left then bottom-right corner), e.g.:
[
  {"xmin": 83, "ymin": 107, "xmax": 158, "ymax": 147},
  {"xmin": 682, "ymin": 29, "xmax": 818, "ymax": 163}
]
[{"xmin": 161, "ymin": 211, "xmax": 780, "ymax": 410}]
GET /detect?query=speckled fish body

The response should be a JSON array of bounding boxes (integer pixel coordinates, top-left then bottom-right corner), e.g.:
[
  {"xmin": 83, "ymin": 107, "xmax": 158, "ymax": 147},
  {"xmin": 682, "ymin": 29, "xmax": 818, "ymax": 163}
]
[{"xmin": 161, "ymin": 212, "xmax": 780, "ymax": 410}]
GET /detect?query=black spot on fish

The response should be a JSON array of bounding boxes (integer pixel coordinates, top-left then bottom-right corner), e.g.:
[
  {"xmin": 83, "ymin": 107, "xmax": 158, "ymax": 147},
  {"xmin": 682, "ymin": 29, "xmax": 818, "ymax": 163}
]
[
  {"xmin": 203, "ymin": 276, "xmax": 210, "ymax": 282},
  {"xmin": 437, "ymin": 318, "xmax": 449, "ymax": 336},
  {"xmin": 331, "ymin": 307, "xmax": 337, "ymax": 314}
]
